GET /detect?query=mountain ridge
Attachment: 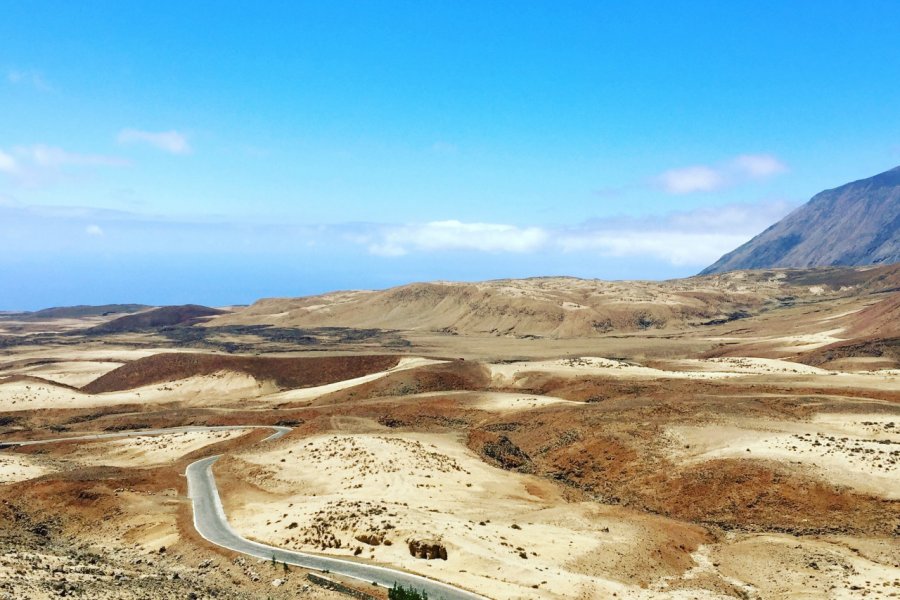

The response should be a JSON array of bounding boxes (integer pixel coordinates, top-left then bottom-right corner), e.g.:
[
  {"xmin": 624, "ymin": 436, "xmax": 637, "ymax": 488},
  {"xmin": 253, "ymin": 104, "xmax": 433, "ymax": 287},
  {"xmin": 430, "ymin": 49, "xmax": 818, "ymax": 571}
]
[{"xmin": 702, "ymin": 165, "xmax": 900, "ymax": 274}]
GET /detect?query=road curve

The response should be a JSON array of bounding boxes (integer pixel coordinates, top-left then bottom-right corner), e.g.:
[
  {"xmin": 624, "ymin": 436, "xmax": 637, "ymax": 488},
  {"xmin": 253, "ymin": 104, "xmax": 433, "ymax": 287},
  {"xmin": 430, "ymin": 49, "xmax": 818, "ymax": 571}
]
[
  {"xmin": 187, "ymin": 454, "xmax": 487, "ymax": 600},
  {"xmin": 1, "ymin": 425, "xmax": 486, "ymax": 599}
]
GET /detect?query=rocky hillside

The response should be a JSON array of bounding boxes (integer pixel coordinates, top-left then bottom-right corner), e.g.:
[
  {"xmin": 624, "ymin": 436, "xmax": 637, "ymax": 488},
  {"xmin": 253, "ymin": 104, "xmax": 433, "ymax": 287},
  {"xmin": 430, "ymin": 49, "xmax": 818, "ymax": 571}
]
[{"xmin": 703, "ymin": 165, "xmax": 900, "ymax": 274}]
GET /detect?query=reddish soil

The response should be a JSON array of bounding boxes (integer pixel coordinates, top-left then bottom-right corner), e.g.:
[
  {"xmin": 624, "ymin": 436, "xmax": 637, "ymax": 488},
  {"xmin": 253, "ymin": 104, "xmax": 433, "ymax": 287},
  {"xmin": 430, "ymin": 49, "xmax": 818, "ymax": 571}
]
[
  {"xmin": 311, "ymin": 360, "xmax": 491, "ymax": 405},
  {"xmin": 82, "ymin": 353, "xmax": 401, "ymax": 393},
  {"xmin": 83, "ymin": 304, "xmax": 225, "ymax": 334},
  {"xmin": 799, "ymin": 336, "xmax": 900, "ymax": 368}
]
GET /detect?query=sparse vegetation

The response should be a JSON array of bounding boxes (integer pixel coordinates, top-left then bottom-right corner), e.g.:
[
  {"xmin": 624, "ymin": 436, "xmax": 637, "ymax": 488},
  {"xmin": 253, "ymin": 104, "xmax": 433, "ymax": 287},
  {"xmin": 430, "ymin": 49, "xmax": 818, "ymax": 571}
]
[{"xmin": 389, "ymin": 583, "xmax": 429, "ymax": 600}]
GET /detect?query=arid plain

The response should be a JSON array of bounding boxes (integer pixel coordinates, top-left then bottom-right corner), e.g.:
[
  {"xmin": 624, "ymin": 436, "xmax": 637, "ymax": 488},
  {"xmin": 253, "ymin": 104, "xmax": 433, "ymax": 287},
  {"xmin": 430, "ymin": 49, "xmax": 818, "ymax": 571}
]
[{"xmin": 1, "ymin": 265, "xmax": 898, "ymax": 599}]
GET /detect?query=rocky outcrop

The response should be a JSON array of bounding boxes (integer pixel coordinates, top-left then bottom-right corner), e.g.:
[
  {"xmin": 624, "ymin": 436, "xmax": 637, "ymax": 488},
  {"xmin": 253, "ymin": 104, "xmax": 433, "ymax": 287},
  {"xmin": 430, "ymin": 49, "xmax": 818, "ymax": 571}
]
[
  {"xmin": 407, "ymin": 538, "xmax": 448, "ymax": 560},
  {"xmin": 355, "ymin": 533, "xmax": 383, "ymax": 546},
  {"xmin": 482, "ymin": 435, "xmax": 533, "ymax": 472}
]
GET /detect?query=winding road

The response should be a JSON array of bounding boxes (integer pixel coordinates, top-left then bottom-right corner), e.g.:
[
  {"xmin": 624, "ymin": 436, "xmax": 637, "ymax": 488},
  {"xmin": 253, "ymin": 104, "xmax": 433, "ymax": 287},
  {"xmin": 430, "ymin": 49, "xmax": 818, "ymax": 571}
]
[{"xmin": 2, "ymin": 425, "xmax": 487, "ymax": 600}]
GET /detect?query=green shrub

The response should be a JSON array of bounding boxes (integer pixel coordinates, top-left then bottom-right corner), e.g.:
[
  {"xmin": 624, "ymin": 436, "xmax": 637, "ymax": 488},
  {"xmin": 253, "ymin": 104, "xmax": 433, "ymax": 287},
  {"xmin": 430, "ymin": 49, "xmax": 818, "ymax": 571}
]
[{"xmin": 388, "ymin": 583, "xmax": 429, "ymax": 600}]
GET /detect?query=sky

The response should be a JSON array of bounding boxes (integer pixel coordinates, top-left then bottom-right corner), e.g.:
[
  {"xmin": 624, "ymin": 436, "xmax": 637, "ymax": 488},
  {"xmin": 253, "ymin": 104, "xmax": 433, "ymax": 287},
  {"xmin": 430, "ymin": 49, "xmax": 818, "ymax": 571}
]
[{"xmin": 2, "ymin": 1, "xmax": 900, "ymax": 310}]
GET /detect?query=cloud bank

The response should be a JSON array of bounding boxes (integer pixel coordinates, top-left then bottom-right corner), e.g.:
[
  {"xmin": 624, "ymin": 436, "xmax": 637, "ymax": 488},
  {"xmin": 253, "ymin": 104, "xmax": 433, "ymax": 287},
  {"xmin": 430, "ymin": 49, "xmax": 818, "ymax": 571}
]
[
  {"xmin": 364, "ymin": 220, "xmax": 548, "ymax": 256},
  {"xmin": 353, "ymin": 200, "xmax": 795, "ymax": 266},
  {"xmin": 0, "ymin": 200, "xmax": 796, "ymax": 270}
]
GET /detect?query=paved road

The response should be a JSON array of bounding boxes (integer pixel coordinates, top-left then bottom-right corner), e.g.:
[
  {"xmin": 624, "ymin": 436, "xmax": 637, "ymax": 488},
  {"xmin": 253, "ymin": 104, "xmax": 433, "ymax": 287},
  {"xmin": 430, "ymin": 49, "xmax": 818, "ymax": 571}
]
[
  {"xmin": 2, "ymin": 425, "xmax": 487, "ymax": 599},
  {"xmin": 187, "ymin": 457, "xmax": 487, "ymax": 600}
]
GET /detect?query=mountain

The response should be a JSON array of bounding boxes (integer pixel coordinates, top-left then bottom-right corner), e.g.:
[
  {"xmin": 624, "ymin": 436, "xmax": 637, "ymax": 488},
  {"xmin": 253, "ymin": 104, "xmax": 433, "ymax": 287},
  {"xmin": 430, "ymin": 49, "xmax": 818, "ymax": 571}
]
[{"xmin": 702, "ymin": 165, "xmax": 900, "ymax": 274}]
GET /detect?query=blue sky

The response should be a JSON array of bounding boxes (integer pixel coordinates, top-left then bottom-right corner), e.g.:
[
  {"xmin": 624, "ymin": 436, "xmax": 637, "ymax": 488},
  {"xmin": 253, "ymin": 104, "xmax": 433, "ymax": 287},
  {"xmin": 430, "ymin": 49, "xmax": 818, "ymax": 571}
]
[{"xmin": 2, "ymin": 1, "xmax": 899, "ymax": 309}]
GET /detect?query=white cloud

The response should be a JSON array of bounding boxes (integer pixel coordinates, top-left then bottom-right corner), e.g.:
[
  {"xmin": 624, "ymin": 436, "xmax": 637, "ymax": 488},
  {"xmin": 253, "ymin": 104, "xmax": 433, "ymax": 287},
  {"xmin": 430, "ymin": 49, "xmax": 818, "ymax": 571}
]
[
  {"xmin": 348, "ymin": 200, "xmax": 794, "ymax": 266},
  {"xmin": 557, "ymin": 201, "xmax": 795, "ymax": 265},
  {"xmin": 659, "ymin": 165, "xmax": 725, "ymax": 194},
  {"xmin": 731, "ymin": 154, "xmax": 788, "ymax": 178},
  {"xmin": 7, "ymin": 69, "xmax": 52, "ymax": 91},
  {"xmin": 364, "ymin": 220, "xmax": 548, "ymax": 257},
  {"xmin": 658, "ymin": 154, "xmax": 788, "ymax": 194},
  {"xmin": 0, "ymin": 145, "xmax": 129, "ymax": 186},
  {"xmin": 558, "ymin": 230, "xmax": 751, "ymax": 266},
  {"xmin": 117, "ymin": 129, "xmax": 191, "ymax": 154},
  {"xmin": 1, "ymin": 198, "xmax": 795, "ymax": 271}
]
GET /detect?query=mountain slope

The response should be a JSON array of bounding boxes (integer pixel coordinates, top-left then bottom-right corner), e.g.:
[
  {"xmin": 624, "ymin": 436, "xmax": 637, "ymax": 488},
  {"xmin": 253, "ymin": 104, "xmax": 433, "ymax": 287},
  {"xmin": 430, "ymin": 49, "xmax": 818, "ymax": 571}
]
[{"xmin": 702, "ymin": 165, "xmax": 900, "ymax": 274}]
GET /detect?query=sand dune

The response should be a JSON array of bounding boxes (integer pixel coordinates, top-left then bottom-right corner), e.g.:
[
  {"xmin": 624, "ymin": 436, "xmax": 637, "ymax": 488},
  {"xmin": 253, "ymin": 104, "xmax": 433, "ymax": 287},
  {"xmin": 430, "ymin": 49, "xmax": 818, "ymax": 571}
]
[
  {"xmin": 263, "ymin": 357, "xmax": 445, "ymax": 403},
  {"xmin": 224, "ymin": 431, "xmax": 711, "ymax": 599},
  {"xmin": 66, "ymin": 429, "xmax": 251, "ymax": 468},
  {"xmin": 668, "ymin": 414, "xmax": 900, "ymax": 499}
]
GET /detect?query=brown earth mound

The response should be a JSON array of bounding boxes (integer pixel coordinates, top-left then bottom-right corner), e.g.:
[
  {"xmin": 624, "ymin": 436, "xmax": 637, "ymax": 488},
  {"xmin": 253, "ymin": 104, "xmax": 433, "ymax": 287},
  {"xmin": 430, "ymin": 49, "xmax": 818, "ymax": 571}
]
[
  {"xmin": 313, "ymin": 360, "xmax": 491, "ymax": 405},
  {"xmin": 846, "ymin": 292, "xmax": 900, "ymax": 338},
  {"xmin": 462, "ymin": 391, "xmax": 899, "ymax": 536},
  {"xmin": 83, "ymin": 304, "xmax": 226, "ymax": 334},
  {"xmin": 4, "ymin": 304, "xmax": 149, "ymax": 321},
  {"xmin": 798, "ymin": 336, "xmax": 900, "ymax": 369},
  {"xmin": 82, "ymin": 353, "xmax": 401, "ymax": 394}
]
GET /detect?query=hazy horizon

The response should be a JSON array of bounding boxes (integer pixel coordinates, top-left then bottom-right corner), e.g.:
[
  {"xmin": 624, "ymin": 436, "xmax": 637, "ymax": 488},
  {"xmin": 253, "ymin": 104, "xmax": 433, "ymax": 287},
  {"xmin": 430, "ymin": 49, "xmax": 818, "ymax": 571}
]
[{"xmin": 3, "ymin": 2, "xmax": 900, "ymax": 309}]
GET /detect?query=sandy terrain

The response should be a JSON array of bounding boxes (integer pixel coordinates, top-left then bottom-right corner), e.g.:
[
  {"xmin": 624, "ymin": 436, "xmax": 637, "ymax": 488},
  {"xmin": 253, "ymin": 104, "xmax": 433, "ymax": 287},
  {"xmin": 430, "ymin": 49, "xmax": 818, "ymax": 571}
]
[
  {"xmin": 1, "ymin": 266, "xmax": 898, "ymax": 599},
  {"xmin": 667, "ymin": 413, "xmax": 900, "ymax": 499},
  {"xmin": 0, "ymin": 453, "xmax": 55, "ymax": 483},
  {"xmin": 772, "ymin": 327, "xmax": 847, "ymax": 352},
  {"xmin": 12, "ymin": 360, "xmax": 125, "ymax": 387},
  {"xmin": 224, "ymin": 429, "xmax": 714, "ymax": 599},
  {"xmin": 489, "ymin": 356, "xmax": 743, "ymax": 382},
  {"xmin": 462, "ymin": 391, "xmax": 575, "ymax": 412},
  {"xmin": 488, "ymin": 356, "xmax": 900, "ymax": 392},
  {"xmin": 263, "ymin": 357, "xmax": 446, "ymax": 403},
  {"xmin": 0, "ymin": 371, "xmax": 277, "ymax": 412},
  {"xmin": 671, "ymin": 357, "xmax": 833, "ymax": 376},
  {"xmin": 208, "ymin": 267, "xmax": 900, "ymax": 340},
  {"xmin": 0, "ymin": 346, "xmax": 198, "ymax": 365},
  {"xmin": 63, "ymin": 429, "xmax": 251, "ymax": 468},
  {"xmin": 336, "ymin": 390, "xmax": 576, "ymax": 412},
  {"xmin": 709, "ymin": 534, "xmax": 900, "ymax": 599}
]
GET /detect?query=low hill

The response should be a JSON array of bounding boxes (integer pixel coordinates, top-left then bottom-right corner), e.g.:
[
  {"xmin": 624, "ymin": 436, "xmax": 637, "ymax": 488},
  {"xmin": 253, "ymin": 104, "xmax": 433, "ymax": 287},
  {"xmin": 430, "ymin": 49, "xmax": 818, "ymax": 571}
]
[
  {"xmin": 1, "ymin": 304, "xmax": 148, "ymax": 321},
  {"xmin": 83, "ymin": 305, "xmax": 225, "ymax": 335},
  {"xmin": 81, "ymin": 353, "xmax": 400, "ymax": 393},
  {"xmin": 207, "ymin": 265, "xmax": 900, "ymax": 339},
  {"xmin": 703, "ymin": 165, "xmax": 900, "ymax": 274}
]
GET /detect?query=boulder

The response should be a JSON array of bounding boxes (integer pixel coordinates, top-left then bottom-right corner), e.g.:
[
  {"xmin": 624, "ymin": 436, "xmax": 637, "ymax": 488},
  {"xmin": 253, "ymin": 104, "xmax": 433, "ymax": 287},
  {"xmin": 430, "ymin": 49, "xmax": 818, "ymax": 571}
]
[{"xmin": 407, "ymin": 538, "xmax": 448, "ymax": 560}]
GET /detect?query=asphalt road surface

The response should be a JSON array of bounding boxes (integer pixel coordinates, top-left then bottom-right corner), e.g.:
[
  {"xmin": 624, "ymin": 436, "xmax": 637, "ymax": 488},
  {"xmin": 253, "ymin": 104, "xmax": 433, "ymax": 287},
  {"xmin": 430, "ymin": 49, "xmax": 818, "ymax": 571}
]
[
  {"xmin": 1, "ymin": 425, "xmax": 487, "ymax": 599},
  {"xmin": 187, "ymin": 456, "xmax": 488, "ymax": 600}
]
